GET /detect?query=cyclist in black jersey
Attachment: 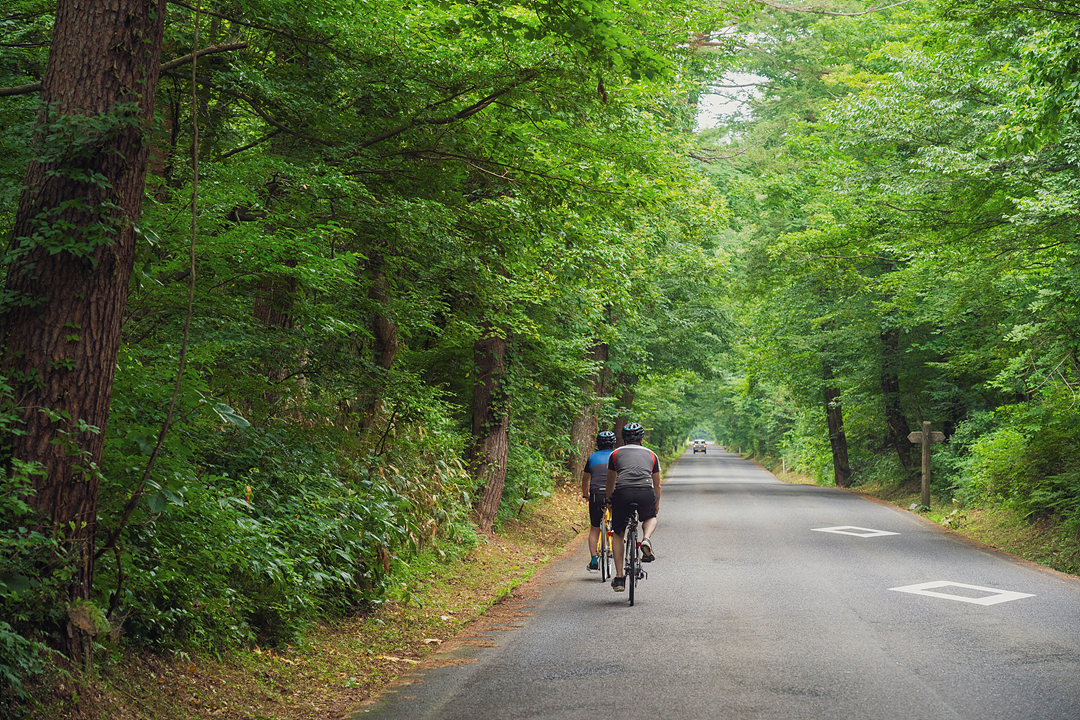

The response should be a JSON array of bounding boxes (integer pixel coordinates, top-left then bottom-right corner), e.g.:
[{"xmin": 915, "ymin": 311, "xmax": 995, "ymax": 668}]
[{"xmin": 604, "ymin": 422, "xmax": 660, "ymax": 592}]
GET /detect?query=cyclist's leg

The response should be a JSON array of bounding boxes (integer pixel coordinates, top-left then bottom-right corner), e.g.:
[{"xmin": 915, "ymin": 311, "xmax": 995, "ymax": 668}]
[
  {"xmin": 587, "ymin": 491, "xmax": 605, "ymax": 569},
  {"xmin": 611, "ymin": 531, "xmax": 625, "ymax": 578},
  {"xmin": 637, "ymin": 487, "xmax": 658, "ymax": 561}
]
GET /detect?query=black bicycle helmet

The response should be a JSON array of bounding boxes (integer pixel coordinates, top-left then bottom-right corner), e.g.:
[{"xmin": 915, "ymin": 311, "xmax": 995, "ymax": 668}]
[
  {"xmin": 622, "ymin": 422, "xmax": 645, "ymax": 443},
  {"xmin": 596, "ymin": 431, "xmax": 616, "ymax": 450}
]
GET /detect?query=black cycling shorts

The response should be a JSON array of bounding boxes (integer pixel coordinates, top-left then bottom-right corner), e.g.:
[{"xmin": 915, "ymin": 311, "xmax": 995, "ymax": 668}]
[
  {"xmin": 588, "ymin": 490, "xmax": 607, "ymax": 527},
  {"xmin": 609, "ymin": 486, "xmax": 657, "ymax": 534}
]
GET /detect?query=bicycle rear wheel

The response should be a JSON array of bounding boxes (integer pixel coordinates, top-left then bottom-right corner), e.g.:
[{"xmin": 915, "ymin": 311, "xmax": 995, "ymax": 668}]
[{"xmin": 627, "ymin": 524, "xmax": 638, "ymax": 606}]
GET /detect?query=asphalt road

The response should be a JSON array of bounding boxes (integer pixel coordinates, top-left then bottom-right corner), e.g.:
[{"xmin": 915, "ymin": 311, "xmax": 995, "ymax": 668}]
[{"xmin": 351, "ymin": 447, "xmax": 1080, "ymax": 720}]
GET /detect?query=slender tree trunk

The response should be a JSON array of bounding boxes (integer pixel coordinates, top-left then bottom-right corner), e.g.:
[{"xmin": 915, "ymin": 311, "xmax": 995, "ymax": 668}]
[
  {"xmin": 370, "ymin": 270, "xmax": 399, "ymax": 373},
  {"xmin": 471, "ymin": 322, "xmax": 510, "ymax": 533},
  {"xmin": 253, "ymin": 269, "xmax": 298, "ymax": 331},
  {"xmin": 357, "ymin": 256, "xmax": 399, "ymax": 434},
  {"xmin": 252, "ymin": 259, "xmax": 298, "ymax": 410},
  {"xmin": 0, "ymin": 0, "xmax": 167, "ymax": 659},
  {"xmin": 565, "ymin": 343, "xmax": 609, "ymax": 481},
  {"xmin": 880, "ymin": 327, "xmax": 913, "ymax": 474},
  {"xmin": 823, "ymin": 365, "xmax": 852, "ymax": 488},
  {"xmin": 613, "ymin": 372, "xmax": 636, "ymax": 446}
]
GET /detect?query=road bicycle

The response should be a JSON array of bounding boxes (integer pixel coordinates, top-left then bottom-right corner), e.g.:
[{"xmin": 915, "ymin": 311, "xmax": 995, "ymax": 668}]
[
  {"xmin": 598, "ymin": 505, "xmax": 613, "ymax": 582},
  {"xmin": 622, "ymin": 502, "xmax": 646, "ymax": 606}
]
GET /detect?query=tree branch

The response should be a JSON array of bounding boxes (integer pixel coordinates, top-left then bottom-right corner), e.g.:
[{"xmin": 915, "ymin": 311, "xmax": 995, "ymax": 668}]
[
  {"xmin": 709, "ymin": 82, "xmax": 768, "ymax": 89},
  {"xmin": 159, "ymin": 42, "xmax": 249, "ymax": 72},
  {"xmin": 751, "ymin": 0, "xmax": 912, "ymax": 16},
  {"xmin": 0, "ymin": 42, "xmax": 248, "ymax": 97},
  {"xmin": 690, "ymin": 149, "xmax": 748, "ymax": 163},
  {"xmin": 358, "ymin": 73, "xmax": 538, "ymax": 149},
  {"xmin": 166, "ymin": 0, "xmax": 357, "ymax": 59},
  {"xmin": 218, "ymin": 128, "xmax": 283, "ymax": 160},
  {"xmin": 387, "ymin": 149, "xmax": 621, "ymax": 193},
  {"xmin": 214, "ymin": 86, "xmax": 334, "ymax": 144},
  {"xmin": 0, "ymin": 81, "xmax": 40, "ymax": 98},
  {"xmin": 1016, "ymin": 4, "xmax": 1080, "ymax": 18}
]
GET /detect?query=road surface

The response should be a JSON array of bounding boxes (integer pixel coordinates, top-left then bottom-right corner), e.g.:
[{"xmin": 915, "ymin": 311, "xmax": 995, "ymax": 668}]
[{"xmin": 351, "ymin": 447, "xmax": 1080, "ymax": 719}]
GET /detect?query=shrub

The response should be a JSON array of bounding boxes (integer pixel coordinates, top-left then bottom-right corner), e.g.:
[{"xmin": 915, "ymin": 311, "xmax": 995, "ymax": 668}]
[{"xmin": 0, "ymin": 379, "xmax": 63, "ymax": 701}]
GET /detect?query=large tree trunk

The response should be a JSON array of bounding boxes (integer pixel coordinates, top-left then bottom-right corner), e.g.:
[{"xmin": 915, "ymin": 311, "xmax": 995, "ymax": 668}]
[
  {"xmin": 823, "ymin": 365, "xmax": 852, "ymax": 488},
  {"xmin": 880, "ymin": 327, "xmax": 913, "ymax": 475},
  {"xmin": 0, "ymin": 0, "xmax": 167, "ymax": 658},
  {"xmin": 471, "ymin": 322, "xmax": 510, "ymax": 533},
  {"xmin": 564, "ymin": 343, "xmax": 609, "ymax": 482}
]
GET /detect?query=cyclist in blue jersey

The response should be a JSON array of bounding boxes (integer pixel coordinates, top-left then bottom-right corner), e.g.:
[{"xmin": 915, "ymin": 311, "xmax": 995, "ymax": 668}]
[
  {"xmin": 605, "ymin": 422, "xmax": 660, "ymax": 592},
  {"xmin": 583, "ymin": 431, "xmax": 617, "ymax": 571}
]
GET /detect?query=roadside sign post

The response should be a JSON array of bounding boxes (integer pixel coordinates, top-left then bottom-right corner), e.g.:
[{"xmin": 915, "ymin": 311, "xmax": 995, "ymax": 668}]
[{"xmin": 908, "ymin": 421, "xmax": 945, "ymax": 508}]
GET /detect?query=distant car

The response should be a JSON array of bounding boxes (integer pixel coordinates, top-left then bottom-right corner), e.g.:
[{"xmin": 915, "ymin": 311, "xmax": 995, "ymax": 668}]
[{"xmin": 692, "ymin": 439, "xmax": 707, "ymax": 453}]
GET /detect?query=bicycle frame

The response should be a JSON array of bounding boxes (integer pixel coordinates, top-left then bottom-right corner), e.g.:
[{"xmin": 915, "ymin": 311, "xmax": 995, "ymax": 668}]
[
  {"xmin": 599, "ymin": 505, "xmax": 613, "ymax": 582},
  {"xmin": 623, "ymin": 503, "xmax": 646, "ymax": 606}
]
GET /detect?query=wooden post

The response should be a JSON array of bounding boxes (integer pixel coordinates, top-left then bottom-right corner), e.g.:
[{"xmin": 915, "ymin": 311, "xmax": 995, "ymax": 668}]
[{"xmin": 908, "ymin": 421, "xmax": 945, "ymax": 508}]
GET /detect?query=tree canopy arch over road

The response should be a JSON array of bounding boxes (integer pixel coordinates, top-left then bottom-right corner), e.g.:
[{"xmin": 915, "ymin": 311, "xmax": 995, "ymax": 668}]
[{"xmin": 1, "ymin": 0, "xmax": 1078, "ymax": 698}]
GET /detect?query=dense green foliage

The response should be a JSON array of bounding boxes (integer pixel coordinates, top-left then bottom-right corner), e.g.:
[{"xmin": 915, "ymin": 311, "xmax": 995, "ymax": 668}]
[
  {"xmin": 701, "ymin": 0, "xmax": 1080, "ymax": 565},
  {"xmin": 0, "ymin": 0, "xmax": 731, "ymax": 700},
  {"xmin": 3, "ymin": 0, "xmax": 1080, "ymax": 702}
]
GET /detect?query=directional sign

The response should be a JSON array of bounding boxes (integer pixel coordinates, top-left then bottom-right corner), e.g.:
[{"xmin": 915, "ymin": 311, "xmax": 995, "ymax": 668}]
[{"xmin": 909, "ymin": 421, "xmax": 945, "ymax": 508}]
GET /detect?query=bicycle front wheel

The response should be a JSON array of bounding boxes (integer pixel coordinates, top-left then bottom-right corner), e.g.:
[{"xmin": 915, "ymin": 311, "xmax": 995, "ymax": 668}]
[{"xmin": 599, "ymin": 519, "xmax": 610, "ymax": 582}]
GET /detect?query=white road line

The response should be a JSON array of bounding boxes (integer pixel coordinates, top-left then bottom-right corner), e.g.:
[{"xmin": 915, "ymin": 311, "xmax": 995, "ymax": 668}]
[
  {"xmin": 811, "ymin": 526, "xmax": 899, "ymax": 537},
  {"xmin": 889, "ymin": 581, "xmax": 1036, "ymax": 605}
]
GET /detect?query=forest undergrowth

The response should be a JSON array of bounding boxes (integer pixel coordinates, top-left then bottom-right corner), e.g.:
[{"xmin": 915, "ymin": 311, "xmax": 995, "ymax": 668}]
[{"xmin": 17, "ymin": 483, "xmax": 585, "ymax": 720}]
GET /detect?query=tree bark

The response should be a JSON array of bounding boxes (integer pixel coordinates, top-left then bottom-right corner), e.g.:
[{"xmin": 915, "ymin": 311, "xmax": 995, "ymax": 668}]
[
  {"xmin": 471, "ymin": 322, "xmax": 510, "ymax": 533},
  {"xmin": 564, "ymin": 343, "xmax": 609, "ymax": 481},
  {"xmin": 253, "ymin": 269, "xmax": 298, "ymax": 331},
  {"xmin": 880, "ymin": 327, "xmax": 913, "ymax": 474},
  {"xmin": 823, "ymin": 365, "xmax": 852, "ymax": 488},
  {"xmin": 356, "ymin": 256, "xmax": 398, "ymax": 434},
  {"xmin": 370, "ymin": 270, "xmax": 399, "ymax": 373},
  {"xmin": 252, "ymin": 258, "xmax": 298, "ymax": 410},
  {"xmin": 0, "ymin": 0, "xmax": 167, "ymax": 658},
  {"xmin": 613, "ymin": 372, "xmax": 636, "ymax": 446}
]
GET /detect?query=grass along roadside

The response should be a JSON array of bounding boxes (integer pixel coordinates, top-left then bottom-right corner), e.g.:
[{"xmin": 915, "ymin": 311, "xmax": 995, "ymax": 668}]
[
  {"xmin": 22, "ymin": 482, "xmax": 585, "ymax": 720},
  {"xmin": 752, "ymin": 453, "xmax": 1080, "ymax": 577}
]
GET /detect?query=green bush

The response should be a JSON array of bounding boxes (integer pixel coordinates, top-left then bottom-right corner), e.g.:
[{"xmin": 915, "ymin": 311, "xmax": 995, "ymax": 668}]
[
  {"xmin": 93, "ymin": 358, "xmax": 477, "ymax": 651},
  {"xmin": 0, "ymin": 379, "xmax": 63, "ymax": 701},
  {"xmin": 964, "ymin": 402, "xmax": 1080, "ymax": 539},
  {"xmin": 934, "ymin": 410, "xmax": 999, "ymax": 505},
  {"xmin": 0, "ymin": 473, "xmax": 54, "ymax": 702},
  {"xmin": 498, "ymin": 440, "xmax": 556, "ymax": 525}
]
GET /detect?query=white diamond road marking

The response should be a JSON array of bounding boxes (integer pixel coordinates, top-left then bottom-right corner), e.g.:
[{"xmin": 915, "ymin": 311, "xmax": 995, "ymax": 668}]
[
  {"xmin": 889, "ymin": 581, "xmax": 1035, "ymax": 605},
  {"xmin": 811, "ymin": 526, "xmax": 899, "ymax": 537}
]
